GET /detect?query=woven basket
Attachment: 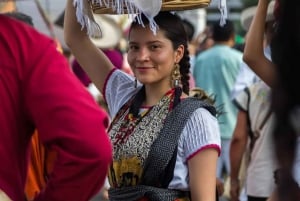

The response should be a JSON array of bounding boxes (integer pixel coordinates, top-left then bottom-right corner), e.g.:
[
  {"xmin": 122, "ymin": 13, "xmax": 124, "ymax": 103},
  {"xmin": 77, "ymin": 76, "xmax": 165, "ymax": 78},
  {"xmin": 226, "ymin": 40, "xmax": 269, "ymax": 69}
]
[{"xmin": 90, "ymin": 0, "xmax": 211, "ymax": 14}]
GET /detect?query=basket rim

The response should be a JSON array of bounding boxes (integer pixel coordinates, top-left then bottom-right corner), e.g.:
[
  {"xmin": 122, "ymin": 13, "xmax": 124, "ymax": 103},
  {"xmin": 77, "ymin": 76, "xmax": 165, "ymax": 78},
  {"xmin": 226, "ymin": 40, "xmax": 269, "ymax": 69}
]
[{"xmin": 91, "ymin": 0, "xmax": 211, "ymax": 14}]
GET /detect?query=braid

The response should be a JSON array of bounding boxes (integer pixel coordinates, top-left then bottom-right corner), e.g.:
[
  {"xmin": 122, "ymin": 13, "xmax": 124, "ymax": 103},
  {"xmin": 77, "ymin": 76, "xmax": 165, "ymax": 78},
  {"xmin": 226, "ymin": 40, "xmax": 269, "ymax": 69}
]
[
  {"xmin": 129, "ymin": 86, "xmax": 146, "ymax": 118},
  {"xmin": 179, "ymin": 44, "xmax": 190, "ymax": 95},
  {"xmin": 173, "ymin": 87, "xmax": 182, "ymax": 109}
]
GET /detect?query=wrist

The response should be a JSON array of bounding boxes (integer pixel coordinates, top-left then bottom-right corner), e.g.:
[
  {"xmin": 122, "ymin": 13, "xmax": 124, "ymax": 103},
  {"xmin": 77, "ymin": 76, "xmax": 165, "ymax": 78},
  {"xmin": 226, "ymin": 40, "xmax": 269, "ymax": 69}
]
[{"xmin": 230, "ymin": 178, "xmax": 240, "ymax": 185}]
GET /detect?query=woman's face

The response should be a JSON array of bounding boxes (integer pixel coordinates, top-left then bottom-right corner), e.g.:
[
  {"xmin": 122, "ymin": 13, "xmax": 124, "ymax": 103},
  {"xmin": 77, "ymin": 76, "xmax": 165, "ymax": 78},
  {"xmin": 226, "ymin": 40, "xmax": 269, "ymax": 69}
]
[{"xmin": 127, "ymin": 25, "xmax": 183, "ymax": 87}]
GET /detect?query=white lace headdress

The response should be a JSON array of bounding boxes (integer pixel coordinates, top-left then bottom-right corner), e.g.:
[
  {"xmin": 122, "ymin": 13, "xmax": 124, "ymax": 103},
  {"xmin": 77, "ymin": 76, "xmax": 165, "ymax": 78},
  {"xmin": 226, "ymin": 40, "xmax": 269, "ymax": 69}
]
[{"xmin": 73, "ymin": 0, "xmax": 227, "ymax": 37}]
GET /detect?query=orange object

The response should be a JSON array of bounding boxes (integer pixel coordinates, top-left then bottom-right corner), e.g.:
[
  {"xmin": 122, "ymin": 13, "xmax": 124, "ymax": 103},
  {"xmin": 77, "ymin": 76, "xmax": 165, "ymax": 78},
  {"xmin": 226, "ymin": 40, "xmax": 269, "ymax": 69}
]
[{"xmin": 25, "ymin": 131, "xmax": 57, "ymax": 201}]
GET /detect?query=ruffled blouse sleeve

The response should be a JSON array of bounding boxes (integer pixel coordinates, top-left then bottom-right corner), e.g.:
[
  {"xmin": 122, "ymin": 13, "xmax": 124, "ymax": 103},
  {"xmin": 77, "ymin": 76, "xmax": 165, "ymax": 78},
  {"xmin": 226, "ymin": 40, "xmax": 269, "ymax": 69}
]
[{"xmin": 180, "ymin": 108, "xmax": 221, "ymax": 161}]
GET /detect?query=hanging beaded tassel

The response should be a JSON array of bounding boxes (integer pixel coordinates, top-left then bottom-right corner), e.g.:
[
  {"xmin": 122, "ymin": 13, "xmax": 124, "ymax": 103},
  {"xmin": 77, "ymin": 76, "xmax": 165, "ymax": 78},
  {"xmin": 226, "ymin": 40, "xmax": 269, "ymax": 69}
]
[{"xmin": 172, "ymin": 63, "xmax": 181, "ymax": 87}]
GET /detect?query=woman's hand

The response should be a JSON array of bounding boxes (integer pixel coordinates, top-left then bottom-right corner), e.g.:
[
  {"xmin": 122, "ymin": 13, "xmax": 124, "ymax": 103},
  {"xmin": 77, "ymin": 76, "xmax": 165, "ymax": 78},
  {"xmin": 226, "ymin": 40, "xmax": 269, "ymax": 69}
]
[
  {"xmin": 216, "ymin": 178, "xmax": 224, "ymax": 196},
  {"xmin": 230, "ymin": 179, "xmax": 240, "ymax": 201}
]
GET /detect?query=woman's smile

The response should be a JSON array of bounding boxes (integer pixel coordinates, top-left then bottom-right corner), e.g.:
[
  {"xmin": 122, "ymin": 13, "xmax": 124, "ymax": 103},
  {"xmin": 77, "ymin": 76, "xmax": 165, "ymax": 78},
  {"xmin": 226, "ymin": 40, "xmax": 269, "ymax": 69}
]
[{"xmin": 135, "ymin": 66, "xmax": 155, "ymax": 72}]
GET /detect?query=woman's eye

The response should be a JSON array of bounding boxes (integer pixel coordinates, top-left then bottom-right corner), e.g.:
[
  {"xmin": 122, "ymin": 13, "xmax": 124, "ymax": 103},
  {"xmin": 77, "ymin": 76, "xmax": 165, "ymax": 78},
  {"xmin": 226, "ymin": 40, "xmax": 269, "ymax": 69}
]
[
  {"xmin": 129, "ymin": 45, "xmax": 138, "ymax": 50},
  {"xmin": 150, "ymin": 45, "xmax": 160, "ymax": 50}
]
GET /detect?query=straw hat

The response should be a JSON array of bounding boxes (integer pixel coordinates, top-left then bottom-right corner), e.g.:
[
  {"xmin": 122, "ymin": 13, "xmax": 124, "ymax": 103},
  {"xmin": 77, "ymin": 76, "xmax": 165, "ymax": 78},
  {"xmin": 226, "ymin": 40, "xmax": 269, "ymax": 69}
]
[
  {"xmin": 53, "ymin": 13, "xmax": 122, "ymax": 50},
  {"xmin": 240, "ymin": 1, "xmax": 275, "ymax": 31},
  {"xmin": 90, "ymin": 0, "xmax": 211, "ymax": 14},
  {"xmin": 89, "ymin": 14, "xmax": 122, "ymax": 49}
]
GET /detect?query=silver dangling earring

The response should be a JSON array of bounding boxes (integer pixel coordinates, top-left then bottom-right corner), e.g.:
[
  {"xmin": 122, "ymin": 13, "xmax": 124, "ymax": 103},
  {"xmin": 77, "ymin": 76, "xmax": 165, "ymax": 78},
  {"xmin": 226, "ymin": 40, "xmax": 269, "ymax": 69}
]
[
  {"xmin": 134, "ymin": 77, "xmax": 137, "ymax": 88},
  {"xmin": 172, "ymin": 63, "xmax": 181, "ymax": 87}
]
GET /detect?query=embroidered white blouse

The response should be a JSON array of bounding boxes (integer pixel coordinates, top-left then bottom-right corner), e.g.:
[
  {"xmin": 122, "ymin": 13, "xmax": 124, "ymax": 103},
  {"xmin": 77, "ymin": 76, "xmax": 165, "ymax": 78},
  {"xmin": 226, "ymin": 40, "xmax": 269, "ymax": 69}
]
[{"xmin": 103, "ymin": 69, "xmax": 221, "ymax": 190}]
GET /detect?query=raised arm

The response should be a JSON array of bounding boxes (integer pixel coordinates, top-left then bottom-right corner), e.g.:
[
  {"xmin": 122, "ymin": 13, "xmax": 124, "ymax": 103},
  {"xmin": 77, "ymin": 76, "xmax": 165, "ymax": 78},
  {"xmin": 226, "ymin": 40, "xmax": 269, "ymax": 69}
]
[
  {"xmin": 64, "ymin": 0, "xmax": 114, "ymax": 93},
  {"xmin": 243, "ymin": 0, "xmax": 277, "ymax": 87}
]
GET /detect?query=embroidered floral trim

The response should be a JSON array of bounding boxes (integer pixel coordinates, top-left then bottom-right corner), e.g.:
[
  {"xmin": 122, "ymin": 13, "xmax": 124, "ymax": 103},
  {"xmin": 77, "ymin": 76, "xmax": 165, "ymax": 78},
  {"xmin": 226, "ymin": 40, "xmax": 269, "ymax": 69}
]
[{"xmin": 108, "ymin": 89, "xmax": 175, "ymax": 187}]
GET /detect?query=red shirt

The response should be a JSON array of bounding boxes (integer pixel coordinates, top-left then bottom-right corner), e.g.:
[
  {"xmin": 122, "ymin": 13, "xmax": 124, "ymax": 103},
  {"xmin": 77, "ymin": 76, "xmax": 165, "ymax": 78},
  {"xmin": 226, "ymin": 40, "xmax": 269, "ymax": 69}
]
[{"xmin": 0, "ymin": 15, "xmax": 112, "ymax": 201}]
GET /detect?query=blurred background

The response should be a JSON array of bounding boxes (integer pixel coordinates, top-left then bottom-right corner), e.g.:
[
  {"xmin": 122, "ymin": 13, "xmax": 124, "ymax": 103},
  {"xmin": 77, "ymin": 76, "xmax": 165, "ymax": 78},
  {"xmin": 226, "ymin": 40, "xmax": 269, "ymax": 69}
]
[{"xmin": 0, "ymin": 0, "xmax": 259, "ymax": 54}]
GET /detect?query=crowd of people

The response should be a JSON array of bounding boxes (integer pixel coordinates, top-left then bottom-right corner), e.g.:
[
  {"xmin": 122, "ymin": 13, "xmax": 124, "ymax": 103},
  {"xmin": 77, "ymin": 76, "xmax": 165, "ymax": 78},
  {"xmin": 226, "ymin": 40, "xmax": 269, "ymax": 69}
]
[{"xmin": 0, "ymin": 0, "xmax": 299, "ymax": 200}]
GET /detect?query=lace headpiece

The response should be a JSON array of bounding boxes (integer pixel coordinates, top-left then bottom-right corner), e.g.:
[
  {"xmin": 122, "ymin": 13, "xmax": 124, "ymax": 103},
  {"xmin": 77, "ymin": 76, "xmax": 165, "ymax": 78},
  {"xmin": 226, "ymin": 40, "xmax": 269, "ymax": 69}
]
[{"xmin": 73, "ymin": 0, "xmax": 227, "ymax": 36}]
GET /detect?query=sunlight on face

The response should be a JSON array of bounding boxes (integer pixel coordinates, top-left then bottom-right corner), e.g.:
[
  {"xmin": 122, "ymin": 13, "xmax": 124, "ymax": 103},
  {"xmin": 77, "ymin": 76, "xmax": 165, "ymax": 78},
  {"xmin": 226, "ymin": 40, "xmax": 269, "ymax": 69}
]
[{"xmin": 127, "ymin": 25, "xmax": 177, "ymax": 87}]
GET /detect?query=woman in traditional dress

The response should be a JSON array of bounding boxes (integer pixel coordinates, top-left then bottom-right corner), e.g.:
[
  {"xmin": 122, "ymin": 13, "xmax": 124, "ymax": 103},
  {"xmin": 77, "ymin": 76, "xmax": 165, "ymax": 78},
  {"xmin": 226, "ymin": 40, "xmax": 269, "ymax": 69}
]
[{"xmin": 64, "ymin": 0, "xmax": 221, "ymax": 200}]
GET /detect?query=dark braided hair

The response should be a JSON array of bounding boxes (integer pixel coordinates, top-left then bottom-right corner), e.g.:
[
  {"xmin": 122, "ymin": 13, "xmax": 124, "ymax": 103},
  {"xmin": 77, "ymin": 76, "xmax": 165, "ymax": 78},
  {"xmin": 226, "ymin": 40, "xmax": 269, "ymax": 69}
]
[
  {"xmin": 270, "ymin": 0, "xmax": 300, "ymax": 200},
  {"xmin": 129, "ymin": 11, "xmax": 191, "ymax": 117}
]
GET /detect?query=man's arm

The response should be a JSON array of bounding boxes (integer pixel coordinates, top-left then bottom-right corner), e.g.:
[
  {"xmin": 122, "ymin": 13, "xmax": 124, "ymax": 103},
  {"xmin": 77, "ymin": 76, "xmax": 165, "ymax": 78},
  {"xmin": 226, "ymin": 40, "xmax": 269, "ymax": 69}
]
[{"xmin": 229, "ymin": 111, "xmax": 248, "ymax": 201}]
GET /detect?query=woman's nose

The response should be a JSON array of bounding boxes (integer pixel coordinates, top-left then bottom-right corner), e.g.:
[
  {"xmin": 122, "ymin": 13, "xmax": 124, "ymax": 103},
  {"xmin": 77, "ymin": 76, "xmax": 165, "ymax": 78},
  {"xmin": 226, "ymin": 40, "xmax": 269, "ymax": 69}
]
[{"xmin": 136, "ymin": 47, "xmax": 150, "ymax": 61}]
